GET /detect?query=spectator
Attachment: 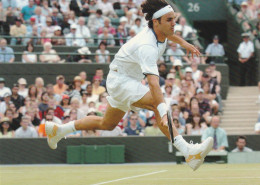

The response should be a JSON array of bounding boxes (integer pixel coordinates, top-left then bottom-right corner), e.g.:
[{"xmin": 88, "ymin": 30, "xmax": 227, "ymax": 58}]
[
  {"xmin": 205, "ymin": 35, "xmax": 225, "ymax": 63},
  {"xmin": 76, "ymin": 17, "xmax": 91, "ymax": 43},
  {"xmin": 231, "ymin": 136, "xmax": 253, "ymax": 152},
  {"xmin": 65, "ymin": 24, "xmax": 86, "ymax": 47},
  {"xmin": 95, "ymin": 68, "xmax": 106, "ymax": 88},
  {"xmin": 97, "ymin": 92, "xmax": 108, "ymax": 115},
  {"xmin": 119, "ymin": 16, "xmax": 129, "ymax": 36},
  {"xmin": 32, "ymin": 6, "xmax": 46, "ymax": 28},
  {"xmin": 2, "ymin": 0, "xmax": 17, "ymax": 10},
  {"xmin": 186, "ymin": 113, "xmax": 207, "ymax": 135},
  {"xmin": 85, "ymin": 83, "xmax": 99, "ymax": 103},
  {"xmin": 174, "ymin": 17, "xmax": 194, "ymax": 39},
  {"xmin": 40, "ymin": 42, "xmax": 62, "ymax": 63},
  {"xmin": 66, "ymin": 97, "xmax": 85, "ymax": 119},
  {"xmin": 0, "ymin": 2, "xmax": 8, "ymax": 36},
  {"xmin": 20, "ymin": 0, "xmax": 36, "ymax": 23},
  {"xmin": 59, "ymin": 0, "xmax": 70, "ymax": 14},
  {"xmin": 51, "ymin": 8, "xmax": 63, "ymax": 26},
  {"xmin": 17, "ymin": 78, "xmax": 28, "ymax": 98},
  {"xmin": 123, "ymin": 114, "xmax": 144, "ymax": 136},
  {"xmin": 202, "ymin": 82, "xmax": 219, "ymax": 115},
  {"xmin": 19, "ymin": 97, "xmax": 31, "ymax": 115},
  {"xmin": 196, "ymin": 88, "xmax": 211, "ymax": 122},
  {"xmin": 236, "ymin": 1, "xmax": 255, "ymax": 22},
  {"xmin": 190, "ymin": 62, "xmax": 202, "ymax": 84},
  {"xmin": 115, "ymin": 25, "xmax": 127, "ymax": 46},
  {"xmin": 80, "ymin": 91, "xmax": 89, "ymax": 115},
  {"xmin": 166, "ymin": 42, "xmax": 190, "ymax": 64},
  {"xmin": 22, "ymin": 42, "xmax": 37, "ymax": 63},
  {"xmin": 95, "ymin": 41, "xmax": 110, "ymax": 63},
  {"xmin": 237, "ymin": 32, "xmax": 255, "ymax": 86},
  {"xmin": 88, "ymin": 0, "xmax": 98, "ymax": 15},
  {"xmin": 131, "ymin": 18, "xmax": 143, "ymax": 34},
  {"xmin": 79, "ymin": 71, "xmax": 91, "ymax": 90},
  {"xmin": 64, "ymin": 83, "xmax": 81, "ymax": 100},
  {"xmin": 0, "ymin": 92, "xmax": 12, "ymax": 114},
  {"xmin": 38, "ymin": 112, "xmax": 53, "ymax": 137},
  {"xmin": 71, "ymin": 47, "xmax": 92, "ymax": 63},
  {"xmin": 25, "ymin": 23, "xmax": 39, "ymax": 46},
  {"xmin": 127, "ymin": 29, "xmax": 136, "ymax": 41},
  {"xmin": 97, "ymin": 17, "xmax": 116, "ymax": 35},
  {"xmin": 173, "ymin": 118, "xmax": 185, "ymax": 135},
  {"xmin": 41, "ymin": 0, "xmax": 51, "ymax": 16},
  {"xmin": 46, "ymin": 83, "xmax": 60, "ymax": 103},
  {"xmin": 61, "ymin": 94, "xmax": 71, "ymax": 112},
  {"xmin": 11, "ymin": 83, "xmax": 24, "ymax": 110},
  {"xmin": 158, "ymin": 63, "xmax": 167, "ymax": 79},
  {"xmin": 44, "ymin": 17, "xmax": 55, "ymax": 36},
  {"xmin": 10, "ymin": 17, "xmax": 27, "ymax": 45},
  {"xmin": 253, "ymin": 21, "xmax": 260, "ymax": 49},
  {"xmin": 35, "ymin": 77, "xmax": 45, "ymax": 100},
  {"xmin": 0, "ymin": 77, "xmax": 11, "ymax": 98},
  {"xmin": 28, "ymin": 85, "xmax": 38, "ymax": 102},
  {"xmin": 47, "ymin": 98, "xmax": 64, "ymax": 120},
  {"xmin": 38, "ymin": 28, "xmax": 51, "ymax": 45},
  {"xmin": 144, "ymin": 116, "xmax": 164, "ymax": 136},
  {"xmin": 161, "ymin": 73, "xmax": 181, "ymax": 98},
  {"xmin": 41, "ymin": 107, "xmax": 62, "ymax": 124},
  {"xmin": 68, "ymin": 10, "xmax": 78, "ymax": 25},
  {"xmin": 60, "ymin": 13, "xmax": 71, "ymax": 35},
  {"xmin": 53, "ymin": 75, "xmax": 68, "ymax": 95},
  {"xmin": 88, "ymin": 9, "xmax": 105, "ymax": 34},
  {"xmin": 125, "ymin": 11, "xmax": 135, "ymax": 30},
  {"xmin": 38, "ymin": 91, "xmax": 49, "ymax": 113},
  {"xmin": 25, "ymin": 108, "xmax": 41, "ymax": 128},
  {"xmin": 92, "ymin": 76, "xmax": 106, "ymax": 96},
  {"xmin": 97, "ymin": 0, "xmax": 117, "ymax": 18},
  {"xmin": 208, "ymin": 61, "xmax": 222, "ymax": 85},
  {"xmin": 15, "ymin": 115, "xmax": 38, "ymax": 138},
  {"xmin": 0, "ymin": 38, "xmax": 15, "ymax": 63},
  {"xmin": 98, "ymin": 27, "xmax": 115, "ymax": 46},
  {"xmin": 51, "ymin": 26, "xmax": 66, "ymax": 45},
  {"xmin": 69, "ymin": 0, "xmax": 89, "ymax": 17},
  {"xmin": 73, "ymin": 76, "xmax": 84, "ymax": 95},
  {"xmin": 202, "ymin": 116, "xmax": 228, "ymax": 151},
  {"xmin": 0, "ymin": 117, "xmax": 13, "ymax": 138}
]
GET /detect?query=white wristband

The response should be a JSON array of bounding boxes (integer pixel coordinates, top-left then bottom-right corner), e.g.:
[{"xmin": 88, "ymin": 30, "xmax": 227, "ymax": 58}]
[{"xmin": 157, "ymin": 103, "xmax": 167, "ymax": 118}]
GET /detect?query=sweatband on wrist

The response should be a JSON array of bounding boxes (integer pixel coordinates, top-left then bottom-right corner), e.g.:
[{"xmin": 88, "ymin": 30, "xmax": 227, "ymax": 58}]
[
  {"xmin": 152, "ymin": 5, "xmax": 174, "ymax": 19},
  {"xmin": 157, "ymin": 103, "xmax": 167, "ymax": 118}
]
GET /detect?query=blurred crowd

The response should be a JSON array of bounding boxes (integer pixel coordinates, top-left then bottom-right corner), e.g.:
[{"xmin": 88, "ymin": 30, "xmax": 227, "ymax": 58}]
[{"xmin": 0, "ymin": 0, "xmax": 225, "ymax": 64}]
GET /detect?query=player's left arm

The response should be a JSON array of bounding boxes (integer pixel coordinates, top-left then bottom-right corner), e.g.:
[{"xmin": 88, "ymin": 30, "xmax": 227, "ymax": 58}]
[{"xmin": 167, "ymin": 34, "xmax": 200, "ymax": 58}]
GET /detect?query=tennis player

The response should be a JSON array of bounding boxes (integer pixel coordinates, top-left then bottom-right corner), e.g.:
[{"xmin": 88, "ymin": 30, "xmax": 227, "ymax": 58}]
[{"xmin": 46, "ymin": 0, "xmax": 213, "ymax": 171}]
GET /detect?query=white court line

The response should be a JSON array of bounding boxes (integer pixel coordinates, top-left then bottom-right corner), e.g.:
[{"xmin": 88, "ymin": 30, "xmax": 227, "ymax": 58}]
[{"xmin": 91, "ymin": 170, "xmax": 167, "ymax": 185}]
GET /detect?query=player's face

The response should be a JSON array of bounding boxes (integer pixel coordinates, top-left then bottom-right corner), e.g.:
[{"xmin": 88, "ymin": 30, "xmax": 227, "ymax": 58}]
[{"xmin": 158, "ymin": 12, "xmax": 176, "ymax": 37}]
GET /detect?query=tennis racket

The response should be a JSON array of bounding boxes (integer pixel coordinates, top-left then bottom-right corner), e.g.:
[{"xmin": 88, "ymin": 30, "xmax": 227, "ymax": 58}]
[{"xmin": 167, "ymin": 111, "xmax": 174, "ymax": 144}]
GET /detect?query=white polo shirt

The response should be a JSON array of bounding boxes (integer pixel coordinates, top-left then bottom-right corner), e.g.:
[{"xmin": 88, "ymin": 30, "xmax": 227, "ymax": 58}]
[
  {"xmin": 110, "ymin": 26, "xmax": 167, "ymax": 81},
  {"xmin": 237, "ymin": 41, "xmax": 254, "ymax": 58}
]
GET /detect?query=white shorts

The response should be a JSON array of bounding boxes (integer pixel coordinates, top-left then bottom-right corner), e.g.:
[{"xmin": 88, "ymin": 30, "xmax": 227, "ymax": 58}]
[{"xmin": 106, "ymin": 70, "xmax": 149, "ymax": 112}]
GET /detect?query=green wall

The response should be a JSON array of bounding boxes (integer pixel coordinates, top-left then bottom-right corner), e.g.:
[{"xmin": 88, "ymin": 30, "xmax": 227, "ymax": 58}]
[{"xmin": 0, "ymin": 135, "xmax": 259, "ymax": 164}]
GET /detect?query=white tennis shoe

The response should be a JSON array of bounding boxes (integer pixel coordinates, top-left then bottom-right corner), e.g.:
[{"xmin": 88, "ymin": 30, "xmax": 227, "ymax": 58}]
[
  {"xmin": 185, "ymin": 137, "xmax": 213, "ymax": 171},
  {"xmin": 45, "ymin": 121, "xmax": 64, "ymax": 150}
]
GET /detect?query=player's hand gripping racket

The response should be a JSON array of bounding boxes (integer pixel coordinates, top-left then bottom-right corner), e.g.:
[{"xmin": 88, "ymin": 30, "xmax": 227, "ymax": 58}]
[{"xmin": 167, "ymin": 111, "xmax": 174, "ymax": 144}]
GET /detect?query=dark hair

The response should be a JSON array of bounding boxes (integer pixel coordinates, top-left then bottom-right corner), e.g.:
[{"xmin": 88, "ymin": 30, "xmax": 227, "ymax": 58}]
[
  {"xmin": 141, "ymin": 0, "xmax": 168, "ymax": 28},
  {"xmin": 191, "ymin": 113, "xmax": 202, "ymax": 128},
  {"xmin": 96, "ymin": 9, "xmax": 102, "ymax": 15},
  {"xmin": 98, "ymin": 41, "xmax": 107, "ymax": 49},
  {"xmin": 25, "ymin": 42, "xmax": 34, "ymax": 52},
  {"xmin": 41, "ymin": 91, "xmax": 48, "ymax": 101},
  {"xmin": 237, "ymin": 135, "xmax": 247, "ymax": 142},
  {"xmin": 46, "ymin": 107, "xmax": 55, "ymax": 114},
  {"xmin": 28, "ymin": 84, "xmax": 38, "ymax": 99},
  {"xmin": 189, "ymin": 97, "xmax": 199, "ymax": 109}
]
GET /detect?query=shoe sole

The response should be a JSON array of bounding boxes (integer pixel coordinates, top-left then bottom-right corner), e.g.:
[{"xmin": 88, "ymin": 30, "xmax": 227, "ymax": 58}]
[{"xmin": 45, "ymin": 122, "xmax": 58, "ymax": 150}]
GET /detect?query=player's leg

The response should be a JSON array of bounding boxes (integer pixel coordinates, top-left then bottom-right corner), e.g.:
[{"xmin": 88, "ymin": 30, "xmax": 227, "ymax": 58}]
[
  {"xmin": 132, "ymin": 91, "xmax": 213, "ymax": 171},
  {"xmin": 45, "ymin": 104, "xmax": 125, "ymax": 149}
]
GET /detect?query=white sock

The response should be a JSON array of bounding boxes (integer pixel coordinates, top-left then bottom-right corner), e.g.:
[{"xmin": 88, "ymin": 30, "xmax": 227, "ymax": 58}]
[
  {"xmin": 59, "ymin": 121, "xmax": 76, "ymax": 136},
  {"xmin": 173, "ymin": 135, "xmax": 189, "ymax": 157}
]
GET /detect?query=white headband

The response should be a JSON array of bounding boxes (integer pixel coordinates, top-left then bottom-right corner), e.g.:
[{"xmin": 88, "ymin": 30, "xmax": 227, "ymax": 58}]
[{"xmin": 152, "ymin": 5, "xmax": 174, "ymax": 19}]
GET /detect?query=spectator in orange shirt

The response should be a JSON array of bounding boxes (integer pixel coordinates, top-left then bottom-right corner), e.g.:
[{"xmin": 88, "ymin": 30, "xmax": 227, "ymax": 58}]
[{"xmin": 53, "ymin": 75, "xmax": 68, "ymax": 95}]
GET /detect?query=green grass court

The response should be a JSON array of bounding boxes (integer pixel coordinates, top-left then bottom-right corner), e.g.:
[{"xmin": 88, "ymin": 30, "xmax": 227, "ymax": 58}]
[{"xmin": 1, "ymin": 163, "xmax": 260, "ymax": 185}]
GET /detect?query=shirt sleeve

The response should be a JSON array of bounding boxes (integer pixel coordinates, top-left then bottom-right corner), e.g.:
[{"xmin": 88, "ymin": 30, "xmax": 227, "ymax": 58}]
[
  {"xmin": 237, "ymin": 43, "xmax": 242, "ymax": 53},
  {"xmin": 220, "ymin": 129, "xmax": 229, "ymax": 147},
  {"xmin": 138, "ymin": 45, "xmax": 159, "ymax": 76},
  {"xmin": 205, "ymin": 44, "xmax": 211, "ymax": 54}
]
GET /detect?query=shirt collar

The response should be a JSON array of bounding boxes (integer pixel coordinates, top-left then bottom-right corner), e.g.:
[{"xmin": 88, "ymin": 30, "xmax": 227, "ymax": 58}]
[{"xmin": 151, "ymin": 28, "xmax": 165, "ymax": 46}]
